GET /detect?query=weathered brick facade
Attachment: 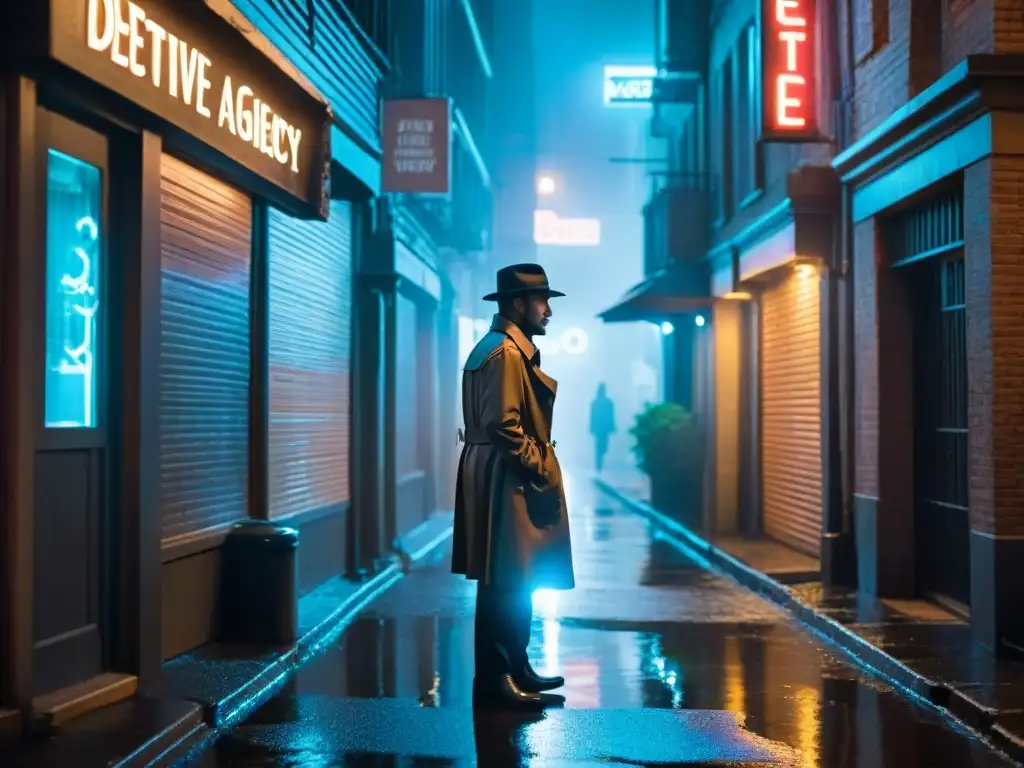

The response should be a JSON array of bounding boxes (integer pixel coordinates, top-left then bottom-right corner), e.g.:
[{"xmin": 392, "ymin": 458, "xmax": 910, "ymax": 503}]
[
  {"xmin": 706, "ymin": 0, "xmax": 832, "ymax": 251},
  {"xmin": 965, "ymin": 154, "xmax": 1024, "ymax": 538},
  {"xmin": 848, "ymin": 0, "xmax": 1024, "ymax": 139},
  {"xmin": 852, "ymin": 219, "xmax": 878, "ymax": 500},
  {"xmin": 849, "ymin": 0, "xmax": 910, "ymax": 137},
  {"xmin": 842, "ymin": 0, "xmax": 1024, "ymax": 642}
]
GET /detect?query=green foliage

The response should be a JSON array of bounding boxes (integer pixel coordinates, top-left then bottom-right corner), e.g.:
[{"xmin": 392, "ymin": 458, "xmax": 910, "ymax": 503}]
[{"xmin": 629, "ymin": 401, "xmax": 702, "ymax": 479}]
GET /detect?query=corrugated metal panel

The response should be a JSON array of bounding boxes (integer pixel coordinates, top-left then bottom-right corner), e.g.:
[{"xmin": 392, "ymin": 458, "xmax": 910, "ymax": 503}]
[
  {"xmin": 230, "ymin": 0, "xmax": 382, "ymax": 153},
  {"xmin": 267, "ymin": 200, "xmax": 353, "ymax": 519},
  {"xmin": 761, "ymin": 271, "xmax": 822, "ymax": 556},
  {"xmin": 160, "ymin": 155, "xmax": 252, "ymax": 540}
]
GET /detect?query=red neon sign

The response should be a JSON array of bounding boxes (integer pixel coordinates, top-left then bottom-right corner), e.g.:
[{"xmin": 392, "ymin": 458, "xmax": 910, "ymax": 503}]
[{"xmin": 761, "ymin": 0, "xmax": 818, "ymax": 142}]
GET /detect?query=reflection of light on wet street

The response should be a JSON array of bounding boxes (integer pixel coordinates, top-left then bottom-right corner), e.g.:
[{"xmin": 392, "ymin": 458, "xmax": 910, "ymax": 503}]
[
  {"xmin": 190, "ymin": 472, "xmax": 1017, "ymax": 768},
  {"xmin": 533, "ymin": 588, "xmax": 560, "ymax": 618},
  {"xmin": 539, "ymin": 618, "xmax": 559, "ymax": 676},
  {"xmin": 795, "ymin": 686, "xmax": 821, "ymax": 768}
]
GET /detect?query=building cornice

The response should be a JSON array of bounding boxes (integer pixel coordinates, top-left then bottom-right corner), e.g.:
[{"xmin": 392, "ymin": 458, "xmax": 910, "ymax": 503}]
[
  {"xmin": 704, "ymin": 165, "xmax": 838, "ymax": 263},
  {"xmin": 454, "ymin": 107, "xmax": 492, "ymax": 190},
  {"xmin": 832, "ymin": 54, "xmax": 1024, "ymax": 188},
  {"xmin": 459, "ymin": 0, "xmax": 493, "ymax": 80}
]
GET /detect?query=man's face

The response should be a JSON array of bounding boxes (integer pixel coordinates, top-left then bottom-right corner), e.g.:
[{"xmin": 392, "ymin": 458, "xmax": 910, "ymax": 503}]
[{"xmin": 515, "ymin": 293, "xmax": 553, "ymax": 335}]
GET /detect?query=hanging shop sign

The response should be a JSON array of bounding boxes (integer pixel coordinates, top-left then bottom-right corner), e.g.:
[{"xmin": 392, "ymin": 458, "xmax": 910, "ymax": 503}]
[
  {"xmin": 603, "ymin": 66, "xmax": 656, "ymax": 107},
  {"xmin": 760, "ymin": 0, "xmax": 820, "ymax": 142},
  {"xmin": 46, "ymin": 0, "xmax": 331, "ymax": 218},
  {"xmin": 381, "ymin": 98, "xmax": 453, "ymax": 195}
]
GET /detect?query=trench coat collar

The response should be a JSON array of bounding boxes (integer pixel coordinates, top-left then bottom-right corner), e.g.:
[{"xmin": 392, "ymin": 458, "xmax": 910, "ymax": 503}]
[
  {"xmin": 491, "ymin": 315, "xmax": 537, "ymax": 362},
  {"xmin": 490, "ymin": 315, "xmax": 558, "ymax": 395}
]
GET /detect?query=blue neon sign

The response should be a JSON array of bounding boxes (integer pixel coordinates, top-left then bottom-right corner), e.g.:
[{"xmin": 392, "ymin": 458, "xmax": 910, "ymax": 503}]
[{"xmin": 603, "ymin": 66, "xmax": 656, "ymax": 107}]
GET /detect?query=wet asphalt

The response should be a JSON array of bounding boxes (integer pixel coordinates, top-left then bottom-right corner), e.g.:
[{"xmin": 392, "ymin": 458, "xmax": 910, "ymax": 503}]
[{"xmin": 191, "ymin": 473, "xmax": 1018, "ymax": 767}]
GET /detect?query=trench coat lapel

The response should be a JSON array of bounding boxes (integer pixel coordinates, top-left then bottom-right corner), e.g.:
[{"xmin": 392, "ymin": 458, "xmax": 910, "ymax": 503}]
[
  {"xmin": 490, "ymin": 315, "xmax": 558, "ymax": 395},
  {"xmin": 531, "ymin": 362, "xmax": 558, "ymax": 397}
]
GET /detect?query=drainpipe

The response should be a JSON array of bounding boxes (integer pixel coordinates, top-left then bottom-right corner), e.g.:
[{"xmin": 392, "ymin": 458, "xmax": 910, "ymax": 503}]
[{"xmin": 821, "ymin": 0, "xmax": 858, "ymax": 588}]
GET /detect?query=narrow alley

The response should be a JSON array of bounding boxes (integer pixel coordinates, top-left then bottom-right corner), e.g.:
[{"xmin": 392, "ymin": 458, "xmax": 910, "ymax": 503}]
[{"xmin": 189, "ymin": 475, "xmax": 1013, "ymax": 767}]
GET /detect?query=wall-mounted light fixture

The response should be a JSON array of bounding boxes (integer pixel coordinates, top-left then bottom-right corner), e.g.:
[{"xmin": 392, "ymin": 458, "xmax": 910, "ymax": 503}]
[
  {"xmin": 695, "ymin": 315, "xmax": 706, "ymax": 327},
  {"xmin": 722, "ymin": 291, "xmax": 753, "ymax": 300},
  {"xmin": 537, "ymin": 175, "xmax": 556, "ymax": 196},
  {"xmin": 795, "ymin": 263, "xmax": 816, "ymax": 279},
  {"xmin": 660, "ymin": 321, "xmax": 674, "ymax": 336}
]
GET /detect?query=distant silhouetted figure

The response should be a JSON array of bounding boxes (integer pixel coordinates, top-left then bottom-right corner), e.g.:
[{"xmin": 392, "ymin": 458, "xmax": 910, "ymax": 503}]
[{"xmin": 589, "ymin": 383, "xmax": 616, "ymax": 474}]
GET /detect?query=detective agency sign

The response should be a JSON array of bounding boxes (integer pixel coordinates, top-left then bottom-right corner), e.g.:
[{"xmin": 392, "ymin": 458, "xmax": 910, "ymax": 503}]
[{"xmin": 48, "ymin": 0, "xmax": 331, "ymax": 217}]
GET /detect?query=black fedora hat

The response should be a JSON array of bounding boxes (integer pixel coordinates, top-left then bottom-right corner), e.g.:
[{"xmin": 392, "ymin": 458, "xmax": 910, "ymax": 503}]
[{"xmin": 482, "ymin": 263, "xmax": 566, "ymax": 301}]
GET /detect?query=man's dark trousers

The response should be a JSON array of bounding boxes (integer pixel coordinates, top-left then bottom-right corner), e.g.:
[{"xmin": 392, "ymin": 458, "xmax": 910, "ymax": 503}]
[{"xmin": 475, "ymin": 584, "xmax": 532, "ymax": 679}]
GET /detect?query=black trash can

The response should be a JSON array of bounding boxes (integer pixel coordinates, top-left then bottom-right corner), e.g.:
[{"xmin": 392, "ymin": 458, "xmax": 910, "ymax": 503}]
[{"xmin": 218, "ymin": 520, "xmax": 299, "ymax": 645}]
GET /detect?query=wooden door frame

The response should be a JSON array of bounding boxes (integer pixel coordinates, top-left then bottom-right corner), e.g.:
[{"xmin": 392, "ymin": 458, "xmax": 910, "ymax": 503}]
[
  {"xmin": 106, "ymin": 126, "xmax": 163, "ymax": 690},
  {"xmin": 0, "ymin": 77, "xmax": 164, "ymax": 714},
  {"xmin": 1, "ymin": 75, "xmax": 39, "ymax": 718},
  {"xmin": 31, "ymin": 102, "xmax": 111, "ymax": 698}
]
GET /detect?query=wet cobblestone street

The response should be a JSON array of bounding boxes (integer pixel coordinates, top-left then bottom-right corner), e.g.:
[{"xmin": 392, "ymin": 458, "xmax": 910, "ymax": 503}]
[{"xmin": 192, "ymin": 473, "xmax": 1018, "ymax": 766}]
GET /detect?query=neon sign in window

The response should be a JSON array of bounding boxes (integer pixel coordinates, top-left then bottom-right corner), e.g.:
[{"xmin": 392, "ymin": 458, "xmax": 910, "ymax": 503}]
[
  {"xmin": 761, "ymin": 0, "xmax": 818, "ymax": 141},
  {"xmin": 44, "ymin": 150, "xmax": 102, "ymax": 429}
]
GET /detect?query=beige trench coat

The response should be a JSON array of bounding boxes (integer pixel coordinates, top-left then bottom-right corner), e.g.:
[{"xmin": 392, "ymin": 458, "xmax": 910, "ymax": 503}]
[{"xmin": 451, "ymin": 315, "xmax": 575, "ymax": 591}]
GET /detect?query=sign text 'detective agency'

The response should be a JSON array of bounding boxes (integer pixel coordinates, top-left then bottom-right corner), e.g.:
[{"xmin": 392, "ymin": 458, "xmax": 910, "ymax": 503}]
[{"xmin": 86, "ymin": 0, "xmax": 304, "ymax": 174}]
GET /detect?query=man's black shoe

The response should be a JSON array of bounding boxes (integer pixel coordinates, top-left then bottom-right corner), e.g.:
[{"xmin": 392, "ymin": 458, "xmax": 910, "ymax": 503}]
[
  {"xmin": 473, "ymin": 674, "xmax": 565, "ymax": 710},
  {"xmin": 514, "ymin": 664, "xmax": 565, "ymax": 693}
]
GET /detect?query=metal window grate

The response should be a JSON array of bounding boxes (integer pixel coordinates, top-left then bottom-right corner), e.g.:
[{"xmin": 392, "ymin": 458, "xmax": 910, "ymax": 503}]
[{"xmin": 884, "ymin": 188, "xmax": 964, "ymax": 268}]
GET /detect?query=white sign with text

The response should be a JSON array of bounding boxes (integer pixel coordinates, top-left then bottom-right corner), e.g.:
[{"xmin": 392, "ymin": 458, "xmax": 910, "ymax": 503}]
[{"xmin": 86, "ymin": 0, "xmax": 304, "ymax": 173}]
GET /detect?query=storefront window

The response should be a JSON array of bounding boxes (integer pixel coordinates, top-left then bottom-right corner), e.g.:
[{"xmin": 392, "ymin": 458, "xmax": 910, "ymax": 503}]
[{"xmin": 44, "ymin": 149, "xmax": 101, "ymax": 429}]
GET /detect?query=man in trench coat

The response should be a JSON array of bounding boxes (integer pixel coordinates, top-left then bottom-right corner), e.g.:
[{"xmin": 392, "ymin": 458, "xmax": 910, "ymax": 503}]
[{"xmin": 452, "ymin": 263, "xmax": 575, "ymax": 710}]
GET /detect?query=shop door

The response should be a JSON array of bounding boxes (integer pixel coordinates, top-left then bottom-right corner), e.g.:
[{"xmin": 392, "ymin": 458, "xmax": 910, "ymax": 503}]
[
  {"xmin": 912, "ymin": 256, "xmax": 970, "ymax": 610},
  {"xmin": 33, "ymin": 109, "xmax": 109, "ymax": 694},
  {"xmin": 159, "ymin": 155, "xmax": 252, "ymax": 540},
  {"xmin": 760, "ymin": 269, "xmax": 822, "ymax": 556},
  {"xmin": 266, "ymin": 201, "xmax": 353, "ymax": 520}
]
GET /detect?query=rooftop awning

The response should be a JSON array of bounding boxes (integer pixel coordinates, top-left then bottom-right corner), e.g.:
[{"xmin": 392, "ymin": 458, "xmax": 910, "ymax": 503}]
[{"xmin": 597, "ymin": 262, "xmax": 713, "ymax": 323}]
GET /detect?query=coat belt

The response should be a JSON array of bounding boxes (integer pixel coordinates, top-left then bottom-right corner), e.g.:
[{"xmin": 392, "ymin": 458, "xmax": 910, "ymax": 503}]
[
  {"xmin": 458, "ymin": 426, "xmax": 557, "ymax": 449},
  {"xmin": 459, "ymin": 426, "xmax": 490, "ymax": 444}
]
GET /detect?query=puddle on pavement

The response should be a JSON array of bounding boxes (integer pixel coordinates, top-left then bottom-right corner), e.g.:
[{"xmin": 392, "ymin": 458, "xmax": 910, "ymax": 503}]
[
  {"xmin": 191, "ymin": 499, "xmax": 1012, "ymax": 766},
  {"xmin": 195, "ymin": 613, "xmax": 1014, "ymax": 767}
]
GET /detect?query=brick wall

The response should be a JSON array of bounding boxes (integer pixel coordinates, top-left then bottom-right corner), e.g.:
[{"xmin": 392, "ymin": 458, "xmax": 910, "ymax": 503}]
[
  {"xmin": 848, "ymin": 0, "xmax": 911, "ymax": 138},
  {"xmin": 853, "ymin": 219, "xmax": 879, "ymax": 498},
  {"xmin": 706, "ymin": 0, "xmax": 833, "ymax": 251},
  {"xmin": 994, "ymin": 0, "xmax": 1024, "ymax": 52},
  {"xmin": 944, "ymin": 0, "xmax": 995, "ymax": 69},
  {"xmin": 846, "ymin": 0, "xmax": 1024, "ymax": 141},
  {"xmin": 965, "ymin": 155, "xmax": 1024, "ymax": 537}
]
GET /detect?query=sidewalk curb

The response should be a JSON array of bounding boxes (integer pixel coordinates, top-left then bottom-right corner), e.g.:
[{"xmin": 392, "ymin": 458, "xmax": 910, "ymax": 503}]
[
  {"xmin": 594, "ymin": 478, "xmax": 1024, "ymax": 766},
  {"xmin": 167, "ymin": 517, "xmax": 454, "ymax": 767},
  {"xmin": 208, "ymin": 565, "xmax": 405, "ymax": 728}
]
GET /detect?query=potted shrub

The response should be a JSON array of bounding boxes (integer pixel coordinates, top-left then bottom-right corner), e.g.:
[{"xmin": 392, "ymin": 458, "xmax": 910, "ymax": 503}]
[{"xmin": 629, "ymin": 402, "xmax": 705, "ymax": 528}]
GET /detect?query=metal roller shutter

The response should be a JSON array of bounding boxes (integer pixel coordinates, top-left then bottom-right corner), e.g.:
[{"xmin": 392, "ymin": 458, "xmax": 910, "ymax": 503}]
[
  {"xmin": 760, "ymin": 270, "xmax": 822, "ymax": 555},
  {"xmin": 267, "ymin": 200, "xmax": 353, "ymax": 518},
  {"xmin": 159, "ymin": 154, "xmax": 252, "ymax": 540}
]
